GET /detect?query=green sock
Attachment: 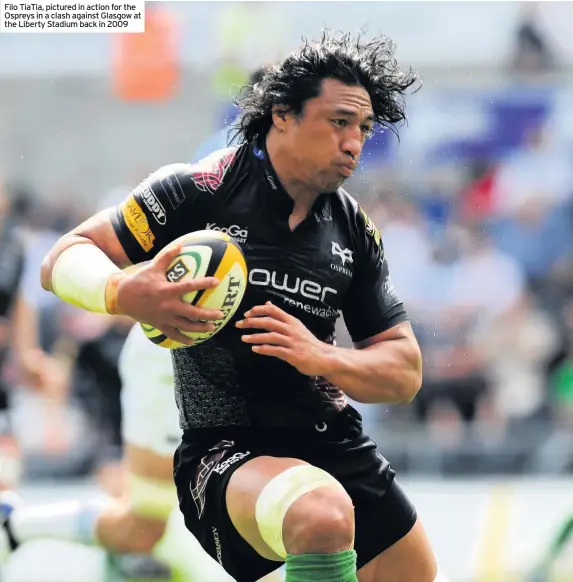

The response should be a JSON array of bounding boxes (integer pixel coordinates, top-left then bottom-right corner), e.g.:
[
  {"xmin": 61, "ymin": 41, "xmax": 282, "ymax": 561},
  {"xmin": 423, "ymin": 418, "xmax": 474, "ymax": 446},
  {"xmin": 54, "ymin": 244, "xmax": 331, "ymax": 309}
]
[{"xmin": 285, "ymin": 550, "xmax": 358, "ymax": 582}]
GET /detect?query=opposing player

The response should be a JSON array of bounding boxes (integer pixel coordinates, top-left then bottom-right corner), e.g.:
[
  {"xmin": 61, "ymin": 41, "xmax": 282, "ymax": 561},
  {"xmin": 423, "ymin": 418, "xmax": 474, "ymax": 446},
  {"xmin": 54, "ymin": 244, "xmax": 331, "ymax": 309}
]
[
  {"xmin": 0, "ymin": 302, "xmax": 234, "ymax": 581},
  {"xmin": 29, "ymin": 31, "xmax": 441, "ymax": 582}
]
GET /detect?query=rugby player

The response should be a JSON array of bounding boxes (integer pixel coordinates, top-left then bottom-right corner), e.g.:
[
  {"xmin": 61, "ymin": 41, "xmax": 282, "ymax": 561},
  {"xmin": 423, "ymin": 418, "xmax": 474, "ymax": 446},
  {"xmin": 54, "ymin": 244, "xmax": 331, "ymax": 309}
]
[
  {"xmin": 0, "ymin": 317, "xmax": 234, "ymax": 581},
  {"xmin": 13, "ymin": 31, "xmax": 444, "ymax": 582},
  {"xmin": 0, "ymin": 71, "xmax": 283, "ymax": 579}
]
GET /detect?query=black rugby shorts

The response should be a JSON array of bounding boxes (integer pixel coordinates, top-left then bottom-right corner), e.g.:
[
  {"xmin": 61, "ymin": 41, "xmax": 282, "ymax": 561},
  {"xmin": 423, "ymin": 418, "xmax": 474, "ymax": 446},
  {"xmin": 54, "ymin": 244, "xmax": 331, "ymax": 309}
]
[{"xmin": 174, "ymin": 406, "xmax": 417, "ymax": 582}]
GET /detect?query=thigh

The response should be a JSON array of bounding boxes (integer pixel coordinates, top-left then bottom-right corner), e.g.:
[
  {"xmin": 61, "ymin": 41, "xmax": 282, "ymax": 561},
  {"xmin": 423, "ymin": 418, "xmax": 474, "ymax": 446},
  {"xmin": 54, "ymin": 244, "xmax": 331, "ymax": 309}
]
[
  {"xmin": 357, "ymin": 518, "xmax": 437, "ymax": 582},
  {"xmin": 124, "ymin": 443, "xmax": 178, "ymax": 521},
  {"xmin": 120, "ymin": 326, "xmax": 180, "ymax": 457},
  {"xmin": 174, "ymin": 440, "xmax": 280, "ymax": 582},
  {"xmin": 304, "ymin": 407, "xmax": 426, "ymax": 572}
]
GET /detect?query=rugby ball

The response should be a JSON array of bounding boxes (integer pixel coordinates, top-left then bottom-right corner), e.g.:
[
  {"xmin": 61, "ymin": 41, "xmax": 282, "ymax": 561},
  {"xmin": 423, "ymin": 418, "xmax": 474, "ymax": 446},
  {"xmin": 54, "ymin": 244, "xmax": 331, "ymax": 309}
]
[{"xmin": 140, "ymin": 230, "xmax": 247, "ymax": 349}]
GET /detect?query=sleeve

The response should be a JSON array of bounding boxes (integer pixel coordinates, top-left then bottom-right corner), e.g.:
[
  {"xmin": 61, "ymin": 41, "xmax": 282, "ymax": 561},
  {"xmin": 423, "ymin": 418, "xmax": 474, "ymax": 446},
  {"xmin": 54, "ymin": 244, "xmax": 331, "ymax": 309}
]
[
  {"xmin": 111, "ymin": 163, "xmax": 214, "ymax": 264},
  {"xmin": 342, "ymin": 206, "xmax": 408, "ymax": 343}
]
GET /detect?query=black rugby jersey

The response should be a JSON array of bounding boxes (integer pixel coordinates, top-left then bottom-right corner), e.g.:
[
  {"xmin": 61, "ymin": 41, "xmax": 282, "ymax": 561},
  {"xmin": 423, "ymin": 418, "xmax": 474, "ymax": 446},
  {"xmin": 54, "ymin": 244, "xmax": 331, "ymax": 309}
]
[{"xmin": 112, "ymin": 140, "xmax": 407, "ymax": 429}]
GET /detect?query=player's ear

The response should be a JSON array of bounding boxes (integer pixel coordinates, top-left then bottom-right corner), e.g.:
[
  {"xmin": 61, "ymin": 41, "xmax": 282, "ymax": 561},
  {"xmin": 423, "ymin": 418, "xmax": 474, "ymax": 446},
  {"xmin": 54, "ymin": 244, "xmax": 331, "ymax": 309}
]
[{"xmin": 271, "ymin": 106, "xmax": 290, "ymax": 133}]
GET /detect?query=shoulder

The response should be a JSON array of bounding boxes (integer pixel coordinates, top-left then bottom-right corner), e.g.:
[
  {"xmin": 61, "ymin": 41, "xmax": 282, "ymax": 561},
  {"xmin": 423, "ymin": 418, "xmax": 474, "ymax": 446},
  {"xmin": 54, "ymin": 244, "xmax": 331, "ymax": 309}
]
[
  {"xmin": 330, "ymin": 188, "xmax": 382, "ymax": 249},
  {"xmin": 147, "ymin": 147, "xmax": 239, "ymax": 193},
  {"xmin": 141, "ymin": 146, "xmax": 243, "ymax": 210},
  {"xmin": 185, "ymin": 146, "xmax": 242, "ymax": 194}
]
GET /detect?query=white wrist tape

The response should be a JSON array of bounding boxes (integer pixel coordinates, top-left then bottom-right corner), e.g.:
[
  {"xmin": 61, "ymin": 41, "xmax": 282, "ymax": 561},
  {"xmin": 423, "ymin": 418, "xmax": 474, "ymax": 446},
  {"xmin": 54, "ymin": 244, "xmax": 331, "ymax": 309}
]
[{"xmin": 51, "ymin": 244, "xmax": 122, "ymax": 314}]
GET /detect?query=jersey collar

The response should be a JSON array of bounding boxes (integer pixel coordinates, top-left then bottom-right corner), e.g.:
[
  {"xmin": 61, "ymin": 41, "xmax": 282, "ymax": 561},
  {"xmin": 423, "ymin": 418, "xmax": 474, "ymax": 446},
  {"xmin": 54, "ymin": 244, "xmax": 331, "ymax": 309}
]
[{"xmin": 251, "ymin": 138, "xmax": 332, "ymax": 222}]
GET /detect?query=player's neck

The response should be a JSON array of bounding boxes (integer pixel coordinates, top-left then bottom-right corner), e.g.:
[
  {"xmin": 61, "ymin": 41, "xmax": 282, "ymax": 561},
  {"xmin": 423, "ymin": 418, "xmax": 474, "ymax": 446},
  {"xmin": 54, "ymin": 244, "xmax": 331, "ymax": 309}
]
[{"xmin": 265, "ymin": 132, "xmax": 320, "ymax": 219}]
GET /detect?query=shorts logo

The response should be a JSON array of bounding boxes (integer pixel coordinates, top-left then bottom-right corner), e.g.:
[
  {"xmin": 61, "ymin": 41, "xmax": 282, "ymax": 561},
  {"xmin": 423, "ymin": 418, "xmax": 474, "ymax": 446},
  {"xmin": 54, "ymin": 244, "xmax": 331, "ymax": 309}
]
[
  {"xmin": 190, "ymin": 440, "xmax": 235, "ymax": 519},
  {"xmin": 213, "ymin": 450, "xmax": 250, "ymax": 475},
  {"xmin": 122, "ymin": 195, "xmax": 155, "ymax": 252},
  {"xmin": 212, "ymin": 527, "xmax": 223, "ymax": 566},
  {"xmin": 140, "ymin": 185, "xmax": 167, "ymax": 225}
]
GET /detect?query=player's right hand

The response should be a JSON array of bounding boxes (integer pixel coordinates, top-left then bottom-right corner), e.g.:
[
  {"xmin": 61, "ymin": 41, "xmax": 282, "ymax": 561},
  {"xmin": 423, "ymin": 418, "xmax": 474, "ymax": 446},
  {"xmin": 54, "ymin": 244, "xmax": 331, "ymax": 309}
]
[{"xmin": 116, "ymin": 243, "xmax": 223, "ymax": 344}]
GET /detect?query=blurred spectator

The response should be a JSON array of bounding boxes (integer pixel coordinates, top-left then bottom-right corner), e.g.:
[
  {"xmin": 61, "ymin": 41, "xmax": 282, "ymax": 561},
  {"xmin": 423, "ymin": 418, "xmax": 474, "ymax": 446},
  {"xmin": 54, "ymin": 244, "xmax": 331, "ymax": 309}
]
[
  {"xmin": 409, "ymin": 228, "xmax": 489, "ymax": 428},
  {"xmin": 509, "ymin": 2, "xmax": 557, "ymax": 75},
  {"xmin": 492, "ymin": 198, "xmax": 573, "ymax": 293},
  {"xmin": 492, "ymin": 124, "xmax": 573, "ymax": 216},
  {"xmin": 474, "ymin": 292, "xmax": 559, "ymax": 423}
]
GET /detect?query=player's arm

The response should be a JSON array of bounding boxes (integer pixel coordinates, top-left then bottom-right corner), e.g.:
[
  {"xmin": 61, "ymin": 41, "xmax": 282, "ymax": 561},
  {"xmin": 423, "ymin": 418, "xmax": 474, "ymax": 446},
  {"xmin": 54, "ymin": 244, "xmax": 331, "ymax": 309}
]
[
  {"xmin": 319, "ymin": 322, "xmax": 421, "ymax": 404},
  {"xmin": 238, "ymin": 209, "xmax": 422, "ymax": 404},
  {"xmin": 321, "ymin": 213, "xmax": 422, "ymax": 404},
  {"xmin": 40, "ymin": 164, "xmax": 224, "ymax": 343},
  {"xmin": 40, "ymin": 209, "xmax": 131, "ymax": 294}
]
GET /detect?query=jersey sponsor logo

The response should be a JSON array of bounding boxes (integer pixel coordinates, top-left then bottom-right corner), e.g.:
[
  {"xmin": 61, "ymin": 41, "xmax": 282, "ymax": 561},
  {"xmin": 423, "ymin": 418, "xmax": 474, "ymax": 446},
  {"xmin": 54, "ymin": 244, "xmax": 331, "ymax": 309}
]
[
  {"xmin": 189, "ymin": 148, "xmax": 236, "ymax": 195},
  {"xmin": 330, "ymin": 262, "xmax": 352, "ymax": 277},
  {"xmin": 205, "ymin": 223, "xmax": 248, "ymax": 243},
  {"xmin": 213, "ymin": 450, "xmax": 250, "ymax": 475},
  {"xmin": 121, "ymin": 195, "xmax": 155, "ymax": 252},
  {"xmin": 140, "ymin": 185, "xmax": 167, "ymax": 225},
  {"xmin": 281, "ymin": 295, "xmax": 339, "ymax": 320},
  {"xmin": 331, "ymin": 242, "xmax": 353, "ymax": 266},
  {"xmin": 248, "ymin": 268, "xmax": 338, "ymax": 304},
  {"xmin": 158, "ymin": 172, "xmax": 186, "ymax": 210},
  {"xmin": 359, "ymin": 207, "xmax": 381, "ymax": 247},
  {"xmin": 382, "ymin": 275, "xmax": 398, "ymax": 303}
]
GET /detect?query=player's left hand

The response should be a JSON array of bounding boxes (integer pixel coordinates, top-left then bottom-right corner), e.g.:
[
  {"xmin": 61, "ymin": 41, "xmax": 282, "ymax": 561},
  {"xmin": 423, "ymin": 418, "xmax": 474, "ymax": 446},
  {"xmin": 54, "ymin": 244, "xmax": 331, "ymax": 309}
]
[{"xmin": 236, "ymin": 301, "xmax": 330, "ymax": 376}]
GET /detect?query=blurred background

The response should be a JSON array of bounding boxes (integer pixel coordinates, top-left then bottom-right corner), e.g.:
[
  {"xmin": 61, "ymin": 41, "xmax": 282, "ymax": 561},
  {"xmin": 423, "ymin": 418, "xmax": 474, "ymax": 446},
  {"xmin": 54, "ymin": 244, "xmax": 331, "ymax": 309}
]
[{"xmin": 1, "ymin": 1, "xmax": 573, "ymax": 581}]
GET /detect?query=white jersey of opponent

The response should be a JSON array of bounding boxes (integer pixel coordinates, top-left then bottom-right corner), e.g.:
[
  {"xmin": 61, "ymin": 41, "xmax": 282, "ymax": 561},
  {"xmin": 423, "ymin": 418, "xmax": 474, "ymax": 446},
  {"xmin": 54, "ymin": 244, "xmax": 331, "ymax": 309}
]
[{"xmin": 119, "ymin": 324, "xmax": 181, "ymax": 457}]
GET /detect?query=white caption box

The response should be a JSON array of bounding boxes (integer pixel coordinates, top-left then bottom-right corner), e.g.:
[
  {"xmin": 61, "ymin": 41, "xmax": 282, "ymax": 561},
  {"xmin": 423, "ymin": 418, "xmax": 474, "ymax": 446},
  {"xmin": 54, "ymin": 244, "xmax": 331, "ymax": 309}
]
[{"xmin": 1, "ymin": 0, "xmax": 145, "ymax": 33}]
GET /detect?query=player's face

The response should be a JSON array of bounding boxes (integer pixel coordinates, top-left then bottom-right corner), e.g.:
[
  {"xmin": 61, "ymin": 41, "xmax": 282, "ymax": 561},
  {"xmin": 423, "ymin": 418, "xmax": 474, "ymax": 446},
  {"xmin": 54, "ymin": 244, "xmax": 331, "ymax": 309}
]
[{"xmin": 285, "ymin": 79, "xmax": 374, "ymax": 192}]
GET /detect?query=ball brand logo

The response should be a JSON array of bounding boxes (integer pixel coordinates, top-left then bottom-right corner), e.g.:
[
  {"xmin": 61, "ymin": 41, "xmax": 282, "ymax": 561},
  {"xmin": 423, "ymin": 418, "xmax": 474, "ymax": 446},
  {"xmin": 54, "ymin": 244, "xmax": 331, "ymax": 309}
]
[
  {"xmin": 212, "ymin": 275, "xmax": 243, "ymax": 331},
  {"xmin": 166, "ymin": 259, "xmax": 189, "ymax": 283},
  {"xmin": 166, "ymin": 250, "xmax": 202, "ymax": 282}
]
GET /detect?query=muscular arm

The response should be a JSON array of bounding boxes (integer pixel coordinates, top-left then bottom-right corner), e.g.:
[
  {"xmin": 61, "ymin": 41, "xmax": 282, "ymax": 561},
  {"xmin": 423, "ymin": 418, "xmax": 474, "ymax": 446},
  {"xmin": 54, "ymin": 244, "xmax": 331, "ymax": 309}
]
[
  {"xmin": 40, "ymin": 210, "xmax": 131, "ymax": 293},
  {"xmin": 321, "ymin": 321, "xmax": 422, "ymax": 404}
]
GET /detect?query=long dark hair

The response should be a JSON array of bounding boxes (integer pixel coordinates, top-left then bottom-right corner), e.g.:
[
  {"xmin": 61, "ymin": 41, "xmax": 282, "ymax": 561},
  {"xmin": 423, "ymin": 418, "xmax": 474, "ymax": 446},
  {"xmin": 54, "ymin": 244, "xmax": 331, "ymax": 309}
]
[{"xmin": 231, "ymin": 30, "xmax": 420, "ymax": 144}]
